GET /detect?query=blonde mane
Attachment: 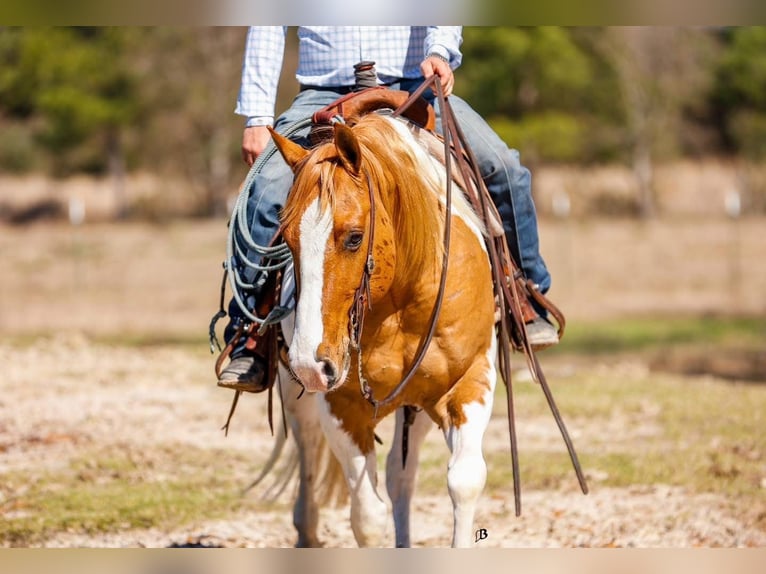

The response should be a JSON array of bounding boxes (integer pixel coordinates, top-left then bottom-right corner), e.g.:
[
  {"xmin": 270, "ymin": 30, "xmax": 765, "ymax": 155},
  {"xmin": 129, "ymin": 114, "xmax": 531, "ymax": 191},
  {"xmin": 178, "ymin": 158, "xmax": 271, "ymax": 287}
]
[{"xmin": 353, "ymin": 114, "xmax": 444, "ymax": 278}]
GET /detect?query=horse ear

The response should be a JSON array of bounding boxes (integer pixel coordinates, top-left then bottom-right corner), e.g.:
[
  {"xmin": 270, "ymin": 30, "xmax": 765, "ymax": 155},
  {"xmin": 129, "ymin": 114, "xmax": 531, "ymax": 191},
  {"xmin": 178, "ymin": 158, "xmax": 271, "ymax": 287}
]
[
  {"xmin": 333, "ymin": 123, "xmax": 362, "ymax": 174},
  {"xmin": 269, "ymin": 127, "xmax": 309, "ymax": 171}
]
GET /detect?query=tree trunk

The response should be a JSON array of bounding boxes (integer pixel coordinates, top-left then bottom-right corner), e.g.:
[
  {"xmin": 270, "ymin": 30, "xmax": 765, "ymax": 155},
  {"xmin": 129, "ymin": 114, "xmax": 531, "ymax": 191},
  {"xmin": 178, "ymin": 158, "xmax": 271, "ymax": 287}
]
[
  {"xmin": 107, "ymin": 129, "xmax": 127, "ymax": 219},
  {"xmin": 633, "ymin": 137, "xmax": 655, "ymax": 219},
  {"xmin": 207, "ymin": 126, "xmax": 231, "ymax": 218}
]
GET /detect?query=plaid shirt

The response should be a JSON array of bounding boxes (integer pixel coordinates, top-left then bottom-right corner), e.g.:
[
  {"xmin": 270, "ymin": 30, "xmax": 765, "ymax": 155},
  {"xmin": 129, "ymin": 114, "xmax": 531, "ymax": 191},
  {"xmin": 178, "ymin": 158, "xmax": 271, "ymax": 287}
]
[{"xmin": 235, "ymin": 26, "xmax": 463, "ymax": 127}]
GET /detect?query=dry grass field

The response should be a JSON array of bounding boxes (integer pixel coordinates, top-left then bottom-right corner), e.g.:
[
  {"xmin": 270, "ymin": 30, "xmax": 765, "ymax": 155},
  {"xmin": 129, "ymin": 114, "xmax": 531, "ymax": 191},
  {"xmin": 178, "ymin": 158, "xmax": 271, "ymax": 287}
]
[
  {"xmin": 1, "ymin": 215, "xmax": 765, "ymax": 547},
  {"xmin": 1, "ymin": 215, "xmax": 764, "ymax": 337}
]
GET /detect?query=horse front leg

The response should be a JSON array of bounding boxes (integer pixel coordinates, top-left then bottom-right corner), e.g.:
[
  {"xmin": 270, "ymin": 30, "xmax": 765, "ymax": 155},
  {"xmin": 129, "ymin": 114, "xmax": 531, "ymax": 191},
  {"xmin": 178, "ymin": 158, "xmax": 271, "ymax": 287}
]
[
  {"xmin": 443, "ymin": 351, "xmax": 497, "ymax": 547},
  {"xmin": 317, "ymin": 395, "xmax": 390, "ymax": 547},
  {"xmin": 385, "ymin": 407, "xmax": 433, "ymax": 547}
]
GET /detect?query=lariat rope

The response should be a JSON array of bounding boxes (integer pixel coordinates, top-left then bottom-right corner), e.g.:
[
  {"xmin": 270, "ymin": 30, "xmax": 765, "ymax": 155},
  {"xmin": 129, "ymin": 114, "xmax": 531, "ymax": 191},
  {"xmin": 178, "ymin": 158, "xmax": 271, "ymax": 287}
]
[
  {"xmin": 209, "ymin": 118, "xmax": 312, "ymax": 356},
  {"xmin": 210, "ymin": 121, "xmax": 312, "ymax": 438}
]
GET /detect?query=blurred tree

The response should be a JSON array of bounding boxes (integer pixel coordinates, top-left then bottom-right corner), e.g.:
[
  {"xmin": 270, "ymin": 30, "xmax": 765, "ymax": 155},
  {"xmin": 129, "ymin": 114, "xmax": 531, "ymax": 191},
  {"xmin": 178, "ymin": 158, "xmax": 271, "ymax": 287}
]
[
  {"xmin": 0, "ymin": 27, "xmax": 144, "ymax": 216},
  {"xmin": 456, "ymin": 27, "xmax": 609, "ymax": 164},
  {"xmin": 713, "ymin": 26, "xmax": 766, "ymax": 159},
  {"xmin": 593, "ymin": 27, "xmax": 720, "ymax": 218},
  {"xmin": 0, "ymin": 27, "xmax": 757, "ymax": 220},
  {"xmin": 134, "ymin": 27, "xmax": 247, "ymax": 217}
]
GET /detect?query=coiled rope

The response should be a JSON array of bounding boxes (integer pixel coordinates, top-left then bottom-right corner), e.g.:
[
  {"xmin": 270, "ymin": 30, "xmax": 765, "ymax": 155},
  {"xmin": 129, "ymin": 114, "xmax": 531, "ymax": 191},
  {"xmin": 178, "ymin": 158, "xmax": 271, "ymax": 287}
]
[
  {"xmin": 209, "ymin": 118, "xmax": 312, "ymax": 353},
  {"xmin": 225, "ymin": 119, "xmax": 314, "ymax": 323}
]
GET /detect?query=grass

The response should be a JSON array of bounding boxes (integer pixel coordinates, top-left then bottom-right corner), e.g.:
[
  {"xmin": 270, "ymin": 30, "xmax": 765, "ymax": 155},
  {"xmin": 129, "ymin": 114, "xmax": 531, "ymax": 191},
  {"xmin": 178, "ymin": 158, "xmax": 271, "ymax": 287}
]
[
  {"xmin": 415, "ymin": 315, "xmax": 765, "ymax": 524},
  {"xmin": 550, "ymin": 314, "xmax": 765, "ymax": 356},
  {"xmin": 413, "ymin": 369, "xmax": 765, "ymax": 502},
  {"xmin": 501, "ymin": 372, "xmax": 764, "ymax": 489},
  {"xmin": 2, "ymin": 315, "xmax": 764, "ymax": 545},
  {"xmin": 0, "ymin": 444, "xmax": 264, "ymax": 547}
]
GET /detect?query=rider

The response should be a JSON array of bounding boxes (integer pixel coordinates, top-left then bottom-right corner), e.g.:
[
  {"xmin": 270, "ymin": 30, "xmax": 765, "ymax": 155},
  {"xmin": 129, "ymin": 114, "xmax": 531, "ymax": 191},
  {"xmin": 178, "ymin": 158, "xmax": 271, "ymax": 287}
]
[{"xmin": 218, "ymin": 26, "xmax": 559, "ymax": 393}]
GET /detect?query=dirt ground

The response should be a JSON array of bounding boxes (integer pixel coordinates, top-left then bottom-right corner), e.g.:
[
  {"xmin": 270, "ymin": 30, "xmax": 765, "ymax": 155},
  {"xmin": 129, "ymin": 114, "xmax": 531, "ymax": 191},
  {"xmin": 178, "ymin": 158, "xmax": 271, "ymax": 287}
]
[{"xmin": 1, "ymin": 218, "xmax": 765, "ymax": 548}]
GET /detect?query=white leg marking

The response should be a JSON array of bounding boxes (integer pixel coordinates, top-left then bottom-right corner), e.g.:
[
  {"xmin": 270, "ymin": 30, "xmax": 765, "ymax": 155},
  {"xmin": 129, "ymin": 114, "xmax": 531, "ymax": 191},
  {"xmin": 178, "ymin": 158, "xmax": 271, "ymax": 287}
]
[
  {"xmin": 316, "ymin": 396, "xmax": 390, "ymax": 547},
  {"xmin": 444, "ymin": 334, "xmax": 497, "ymax": 548},
  {"xmin": 289, "ymin": 199, "xmax": 333, "ymax": 391}
]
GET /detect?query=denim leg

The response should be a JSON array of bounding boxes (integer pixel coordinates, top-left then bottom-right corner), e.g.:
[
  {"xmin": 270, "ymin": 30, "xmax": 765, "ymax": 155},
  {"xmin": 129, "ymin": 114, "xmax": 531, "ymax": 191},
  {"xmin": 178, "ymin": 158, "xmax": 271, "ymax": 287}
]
[
  {"xmin": 420, "ymin": 89, "xmax": 552, "ymax": 295},
  {"xmin": 224, "ymin": 90, "xmax": 348, "ymax": 344}
]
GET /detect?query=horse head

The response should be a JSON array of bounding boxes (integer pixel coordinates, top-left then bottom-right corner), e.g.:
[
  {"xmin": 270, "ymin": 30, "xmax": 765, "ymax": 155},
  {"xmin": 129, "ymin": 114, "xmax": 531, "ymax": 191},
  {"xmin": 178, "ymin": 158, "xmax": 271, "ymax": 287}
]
[{"xmin": 272, "ymin": 121, "xmax": 402, "ymax": 393}]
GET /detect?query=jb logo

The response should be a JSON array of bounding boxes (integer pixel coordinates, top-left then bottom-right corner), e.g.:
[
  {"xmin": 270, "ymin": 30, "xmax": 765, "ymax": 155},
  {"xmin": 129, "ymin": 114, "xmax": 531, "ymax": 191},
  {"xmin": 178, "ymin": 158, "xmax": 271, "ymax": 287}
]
[{"xmin": 475, "ymin": 528, "xmax": 488, "ymax": 543}]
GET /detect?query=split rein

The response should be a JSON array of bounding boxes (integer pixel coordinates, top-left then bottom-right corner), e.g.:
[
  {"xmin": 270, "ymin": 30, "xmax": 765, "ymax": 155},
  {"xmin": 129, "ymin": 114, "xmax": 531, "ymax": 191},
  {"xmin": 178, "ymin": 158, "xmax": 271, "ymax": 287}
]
[
  {"xmin": 350, "ymin": 74, "xmax": 453, "ymax": 415},
  {"xmin": 346, "ymin": 77, "xmax": 589, "ymax": 514}
]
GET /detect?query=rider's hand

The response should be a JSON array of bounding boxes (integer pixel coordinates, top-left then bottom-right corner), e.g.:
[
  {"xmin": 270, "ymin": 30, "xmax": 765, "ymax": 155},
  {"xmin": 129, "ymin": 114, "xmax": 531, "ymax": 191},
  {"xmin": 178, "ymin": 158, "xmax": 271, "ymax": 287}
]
[
  {"xmin": 242, "ymin": 125, "xmax": 273, "ymax": 166},
  {"xmin": 420, "ymin": 55, "xmax": 455, "ymax": 97}
]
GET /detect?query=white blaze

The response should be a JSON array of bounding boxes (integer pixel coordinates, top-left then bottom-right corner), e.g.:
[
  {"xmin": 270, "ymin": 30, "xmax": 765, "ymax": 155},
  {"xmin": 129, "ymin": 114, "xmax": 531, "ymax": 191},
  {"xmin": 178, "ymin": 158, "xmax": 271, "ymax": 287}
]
[{"xmin": 288, "ymin": 198, "xmax": 333, "ymax": 375}]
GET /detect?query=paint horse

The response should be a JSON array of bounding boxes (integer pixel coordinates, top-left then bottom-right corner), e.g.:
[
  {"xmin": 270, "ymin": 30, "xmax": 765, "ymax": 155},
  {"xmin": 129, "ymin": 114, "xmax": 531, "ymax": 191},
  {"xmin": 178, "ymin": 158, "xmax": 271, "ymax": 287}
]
[{"xmin": 269, "ymin": 109, "xmax": 498, "ymax": 548}]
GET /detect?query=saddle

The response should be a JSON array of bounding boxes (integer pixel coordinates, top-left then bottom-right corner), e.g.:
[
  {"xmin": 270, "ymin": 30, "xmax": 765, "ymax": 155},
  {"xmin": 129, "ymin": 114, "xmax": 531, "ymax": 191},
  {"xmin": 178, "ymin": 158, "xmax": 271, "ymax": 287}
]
[{"xmin": 309, "ymin": 86, "xmax": 436, "ymax": 145}]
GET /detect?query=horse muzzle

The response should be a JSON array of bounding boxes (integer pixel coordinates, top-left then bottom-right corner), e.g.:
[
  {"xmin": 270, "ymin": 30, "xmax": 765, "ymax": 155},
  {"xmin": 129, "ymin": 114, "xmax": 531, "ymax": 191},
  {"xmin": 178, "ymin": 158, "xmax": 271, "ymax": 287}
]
[{"xmin": 288, "ymin": 352, "xmax": 350, "ymax": 394}]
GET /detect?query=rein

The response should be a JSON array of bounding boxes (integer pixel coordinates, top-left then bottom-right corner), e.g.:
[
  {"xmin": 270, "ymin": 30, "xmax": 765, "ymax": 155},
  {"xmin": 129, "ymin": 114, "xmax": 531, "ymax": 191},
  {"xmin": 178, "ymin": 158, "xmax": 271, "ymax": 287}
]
[
  {"xmin": 347, "ymin": 76, "xmax": 587, "ymax": 514},
  {"xmin": 354, "ymin": 75, "xmax": 453, "ymax": 415}
]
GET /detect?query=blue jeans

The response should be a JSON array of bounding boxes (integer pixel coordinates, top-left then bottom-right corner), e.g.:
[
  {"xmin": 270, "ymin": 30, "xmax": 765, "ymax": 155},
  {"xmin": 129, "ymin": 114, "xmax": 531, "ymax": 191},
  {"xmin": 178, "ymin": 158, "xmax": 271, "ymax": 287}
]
[{"xmin": 225, "ymin": 83, "xmax": 551, "ymax": 342}]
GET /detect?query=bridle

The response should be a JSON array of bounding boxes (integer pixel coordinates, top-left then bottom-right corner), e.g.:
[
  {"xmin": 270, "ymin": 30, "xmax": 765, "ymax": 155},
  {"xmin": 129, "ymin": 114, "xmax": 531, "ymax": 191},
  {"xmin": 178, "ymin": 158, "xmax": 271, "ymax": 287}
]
[{"xmin": 347, "ymin": 167, "xmax": 376, "ymax": 366}]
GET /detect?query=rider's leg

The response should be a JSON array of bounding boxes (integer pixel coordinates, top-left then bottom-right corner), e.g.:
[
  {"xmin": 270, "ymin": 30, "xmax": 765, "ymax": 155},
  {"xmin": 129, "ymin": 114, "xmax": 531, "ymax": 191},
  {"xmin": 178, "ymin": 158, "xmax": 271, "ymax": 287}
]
[
  {"xmin": 219, "ymin": 89, "xmax": 349, "ymax": 391},
  {"xmin": 431, "ymin": 94, "xmax": 551, "ymax": 293},
  {"xmin": 443, "ymin": 97, "xmax": 558, "ymax": 348}
]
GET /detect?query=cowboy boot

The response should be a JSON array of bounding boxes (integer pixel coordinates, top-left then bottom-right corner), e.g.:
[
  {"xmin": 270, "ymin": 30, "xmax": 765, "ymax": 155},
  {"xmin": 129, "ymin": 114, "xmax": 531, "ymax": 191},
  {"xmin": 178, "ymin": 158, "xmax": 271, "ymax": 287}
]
[{"xmin": 515, "ymin": 282, "xmax": 559, "ymax": 352}]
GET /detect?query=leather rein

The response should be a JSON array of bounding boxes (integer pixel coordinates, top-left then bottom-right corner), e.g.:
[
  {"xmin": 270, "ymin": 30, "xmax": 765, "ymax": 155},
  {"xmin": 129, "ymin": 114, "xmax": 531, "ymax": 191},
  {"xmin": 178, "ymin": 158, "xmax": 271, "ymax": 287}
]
[
  {"xmin": 338, "ymin": 76, "xmax": 588, "ymax": 515},
  {"xmin": 349, "ymin": 74, "xmax": 453, "ymax": 415}
]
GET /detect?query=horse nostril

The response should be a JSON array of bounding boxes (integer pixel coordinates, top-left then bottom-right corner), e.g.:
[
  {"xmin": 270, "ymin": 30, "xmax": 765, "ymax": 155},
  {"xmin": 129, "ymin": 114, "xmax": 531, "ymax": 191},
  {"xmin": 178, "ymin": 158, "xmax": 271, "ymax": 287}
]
[{"xmin": 321, "ymin": 359, "xmax": 338, "ymax": 388}]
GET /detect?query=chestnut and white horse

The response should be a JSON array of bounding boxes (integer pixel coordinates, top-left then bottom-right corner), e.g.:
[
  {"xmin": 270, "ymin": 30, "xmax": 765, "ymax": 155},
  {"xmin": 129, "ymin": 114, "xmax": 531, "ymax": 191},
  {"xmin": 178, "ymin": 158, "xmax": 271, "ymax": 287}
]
[{"xmin": 269, "ymin": 111, "xmax": 497, "ymax": 547}]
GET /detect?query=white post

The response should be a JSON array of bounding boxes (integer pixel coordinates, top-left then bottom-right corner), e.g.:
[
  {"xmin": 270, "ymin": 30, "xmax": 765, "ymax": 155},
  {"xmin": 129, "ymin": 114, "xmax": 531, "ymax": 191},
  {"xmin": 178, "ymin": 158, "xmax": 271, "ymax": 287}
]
[
  {"xmin": 68, "ymin": 196, "xmax": 86, "ymax": 291},
  {"xmin": 724, "ymin": 188, "xmax": 741, "ymax": 313}
]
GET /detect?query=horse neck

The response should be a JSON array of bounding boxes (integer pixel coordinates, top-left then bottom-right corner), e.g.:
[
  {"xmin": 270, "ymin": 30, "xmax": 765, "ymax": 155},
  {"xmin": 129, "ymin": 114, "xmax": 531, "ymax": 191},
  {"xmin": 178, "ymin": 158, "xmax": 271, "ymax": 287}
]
[
  {"xmin": 355, "ymin": 114, "xmax": 448, "ymax": 299},
  {"xmin": 371, "ymin": 168, "xmax": 443, "ymax": 302}
]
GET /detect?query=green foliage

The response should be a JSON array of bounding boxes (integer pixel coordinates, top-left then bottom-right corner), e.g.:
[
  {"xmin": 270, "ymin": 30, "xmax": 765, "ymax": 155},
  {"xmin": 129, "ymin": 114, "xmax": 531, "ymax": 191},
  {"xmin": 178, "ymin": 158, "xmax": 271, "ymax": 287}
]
[
  {"xmin": 490, "ymin": 112, "xmax": 584, "ymax": 163},
  {"xmin": 520, "ymin": 27, "xmax": 594, "ymax": 111},
  {"xmin": 0, "ymin": 120, "xmax": 35, "ymax": 172},
  {"xmin": 457, "ymin": 27, "xmax": 629, "ymax": 164},
  {"xmin": 728, "ymin": 109, "xmax": 766, "ymax": 160},
  {"xmin": 0, "ymin": 27, "xmax": 142, "ymax": 175},
  {"xmin": 0, "ymin": 27, "xmax": 761, "ymax": 194},
  {"xmin": 456, "ymin": 27, "xmax": 529, "ymax": 117},
  {"xmin": 715, "ymin": 27, "xmax": 766, "ymax": 110},
  {"xmin": 713, "ymin": 27, "xmax": 766, "ymax": 156},
  {"xmin": 457, "ymin": 27, "xmax": 595, "ymax": 118}
]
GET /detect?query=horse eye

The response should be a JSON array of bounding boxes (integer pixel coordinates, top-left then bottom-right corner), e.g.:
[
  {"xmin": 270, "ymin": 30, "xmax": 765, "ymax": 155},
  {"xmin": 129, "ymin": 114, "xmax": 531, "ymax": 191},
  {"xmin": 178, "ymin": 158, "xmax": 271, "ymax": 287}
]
[{"xmin": 344, "ymin": 231, "xmax": 364, "ymax": 251}]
